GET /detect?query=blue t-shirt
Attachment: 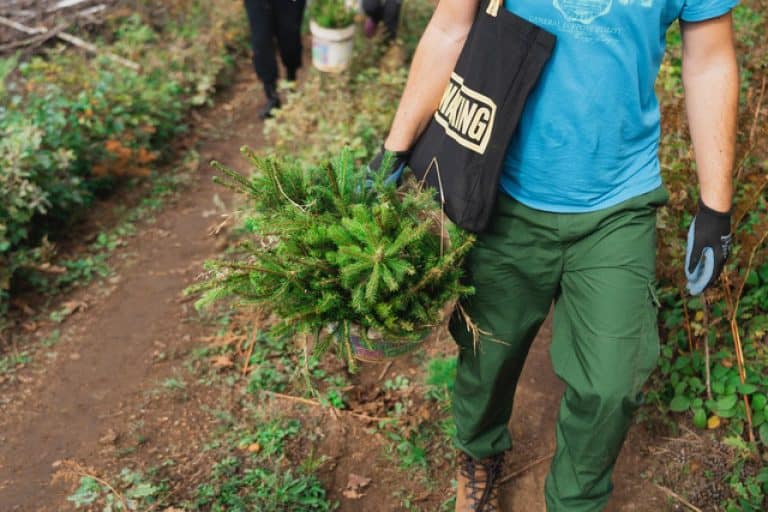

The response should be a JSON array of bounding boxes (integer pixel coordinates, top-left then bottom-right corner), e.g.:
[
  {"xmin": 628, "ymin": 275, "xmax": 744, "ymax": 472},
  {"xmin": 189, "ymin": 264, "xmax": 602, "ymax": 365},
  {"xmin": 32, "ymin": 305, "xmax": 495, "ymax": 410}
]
[{"xmin": 501, "ymin": 0, "xmax": 738, "ymax": 213}]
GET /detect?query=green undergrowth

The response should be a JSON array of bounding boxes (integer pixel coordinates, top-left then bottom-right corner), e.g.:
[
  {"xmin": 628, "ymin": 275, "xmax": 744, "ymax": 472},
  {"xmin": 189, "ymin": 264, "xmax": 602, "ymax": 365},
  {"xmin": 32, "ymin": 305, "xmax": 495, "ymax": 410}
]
[
  {"xmin": 67, "ymin": 415, "xmax": 335, "ymax": 511},
  {"xmin": 189, "ymin": 300, "xmax": 460, "ymax": 507},
  {"xmin": 649, "ymin": 3, "xmax": 768, "ymax": 509},
  {"xmin": 0, "ymin": 0, "xmax": 249, "ymax": 315},
  {"xmin": 190, "ymin": 415, "xmax": 334, "ymax": 512}
]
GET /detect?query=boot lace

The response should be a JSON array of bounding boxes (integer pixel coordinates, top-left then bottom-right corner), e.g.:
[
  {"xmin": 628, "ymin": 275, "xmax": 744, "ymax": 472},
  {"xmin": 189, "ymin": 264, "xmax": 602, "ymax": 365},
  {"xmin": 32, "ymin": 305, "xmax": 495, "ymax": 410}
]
[{"xmin": 459, "ymin": 453, "xmax": 503, "ymax": 511}]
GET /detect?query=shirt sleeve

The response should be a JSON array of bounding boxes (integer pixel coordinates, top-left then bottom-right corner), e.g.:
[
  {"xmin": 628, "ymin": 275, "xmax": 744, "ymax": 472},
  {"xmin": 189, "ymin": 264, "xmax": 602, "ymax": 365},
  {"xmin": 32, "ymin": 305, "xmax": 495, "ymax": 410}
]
[{"xmin": 679, "ymin": 0, "xmax": 739, "ymax": 22}]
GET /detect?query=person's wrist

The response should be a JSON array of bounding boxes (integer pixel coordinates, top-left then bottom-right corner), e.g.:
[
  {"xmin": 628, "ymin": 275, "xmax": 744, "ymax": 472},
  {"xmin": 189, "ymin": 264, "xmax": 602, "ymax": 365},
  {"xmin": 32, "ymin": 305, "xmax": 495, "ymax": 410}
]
[
  {"xmin": 698, "ymin": 198, "xmax": 732, "ymax": 218},
  {"xmin": 699, "ymin": 189, "xmax": 732, "ymax": 214},
  {"xmin": 383, "ymin": 136, "xmax": 411, "ymax": 155}
]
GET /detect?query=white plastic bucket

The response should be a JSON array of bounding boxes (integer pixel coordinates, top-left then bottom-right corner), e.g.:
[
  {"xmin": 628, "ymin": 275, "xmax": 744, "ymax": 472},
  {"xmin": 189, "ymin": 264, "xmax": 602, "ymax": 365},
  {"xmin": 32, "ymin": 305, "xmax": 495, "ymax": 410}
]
[{"xmin": 310, "ymin": 20, "xmax": 355, "ymax": 73}]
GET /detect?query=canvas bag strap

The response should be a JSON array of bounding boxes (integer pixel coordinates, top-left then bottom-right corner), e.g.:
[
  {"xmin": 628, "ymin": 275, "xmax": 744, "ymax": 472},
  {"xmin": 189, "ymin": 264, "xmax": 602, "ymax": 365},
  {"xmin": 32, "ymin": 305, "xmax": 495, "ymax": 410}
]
[{"xmin": 486, "ymin": 0, "xmax": 501, "ymax": 17}]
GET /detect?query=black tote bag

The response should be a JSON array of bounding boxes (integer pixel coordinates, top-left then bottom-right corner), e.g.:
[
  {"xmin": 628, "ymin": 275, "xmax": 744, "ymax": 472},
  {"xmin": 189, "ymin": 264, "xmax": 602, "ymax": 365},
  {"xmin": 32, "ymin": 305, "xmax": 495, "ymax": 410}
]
[{"xmin": 408, "ymin": 0, "xmax": 555, "ymax": 233}]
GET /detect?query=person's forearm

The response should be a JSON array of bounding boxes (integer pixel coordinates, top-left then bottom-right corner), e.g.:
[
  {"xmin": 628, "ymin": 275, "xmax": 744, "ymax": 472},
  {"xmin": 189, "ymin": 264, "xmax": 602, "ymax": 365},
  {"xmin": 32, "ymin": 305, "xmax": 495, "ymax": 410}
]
[
  {"xmin": 682, "ymin": 20, "xmax": 739, "ymax": 212},
  {"xmin": 384, "ymin": 2, "xmax": 478, "ymax": 151}
]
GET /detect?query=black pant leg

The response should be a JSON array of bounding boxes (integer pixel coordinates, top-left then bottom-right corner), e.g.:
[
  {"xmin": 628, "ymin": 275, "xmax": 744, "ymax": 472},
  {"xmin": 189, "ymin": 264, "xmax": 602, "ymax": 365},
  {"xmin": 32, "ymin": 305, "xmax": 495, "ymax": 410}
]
[
  {"xmin": 381, "ymin": 0, "xmax": 402, "ymax": 39},
  {"xmin": 273, "ymin": 0, "xmax": 306, "ymax": 75},
  {"xmin": 362, "ymin": 0, "xmax": 383, "ymax": 21},
  {"xmin": 244, "ymin": 0, "xmax": 278, "ymax": 85}
]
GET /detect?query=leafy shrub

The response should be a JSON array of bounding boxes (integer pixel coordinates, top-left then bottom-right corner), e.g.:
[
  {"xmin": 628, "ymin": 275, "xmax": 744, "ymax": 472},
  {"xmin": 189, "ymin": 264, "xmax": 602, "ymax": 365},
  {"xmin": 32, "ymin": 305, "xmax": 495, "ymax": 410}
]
[
  {"xmin": 650, "ymin": 4, "xmax": 768, "ymax": 455},
  {"xmin": 0, "ymin": 0, "xmax": 248, "ymax": 314}
]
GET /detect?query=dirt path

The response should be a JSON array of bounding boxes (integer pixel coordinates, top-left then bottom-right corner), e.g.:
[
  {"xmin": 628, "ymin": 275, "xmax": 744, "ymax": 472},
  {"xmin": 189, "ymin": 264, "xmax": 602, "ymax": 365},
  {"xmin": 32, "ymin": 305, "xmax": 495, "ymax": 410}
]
[{"xmin": 0, "ymin": 67, "xmax": 668, "ymax": 511}]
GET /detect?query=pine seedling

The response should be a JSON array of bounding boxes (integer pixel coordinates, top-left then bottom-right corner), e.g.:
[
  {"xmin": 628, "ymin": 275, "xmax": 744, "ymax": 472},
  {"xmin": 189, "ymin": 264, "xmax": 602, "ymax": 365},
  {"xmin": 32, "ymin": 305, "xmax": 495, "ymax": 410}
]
[{"xmin": 190, "ymin": 147, "xmax": 475, "ymax": 365}]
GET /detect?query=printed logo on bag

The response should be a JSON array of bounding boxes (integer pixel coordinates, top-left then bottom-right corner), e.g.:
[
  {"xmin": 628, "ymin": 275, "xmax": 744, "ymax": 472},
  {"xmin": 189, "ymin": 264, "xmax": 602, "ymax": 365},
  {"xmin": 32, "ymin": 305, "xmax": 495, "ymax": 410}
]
[{"xmin": 434, "ymin": 73, "xmax": 497, "ymax": 154}]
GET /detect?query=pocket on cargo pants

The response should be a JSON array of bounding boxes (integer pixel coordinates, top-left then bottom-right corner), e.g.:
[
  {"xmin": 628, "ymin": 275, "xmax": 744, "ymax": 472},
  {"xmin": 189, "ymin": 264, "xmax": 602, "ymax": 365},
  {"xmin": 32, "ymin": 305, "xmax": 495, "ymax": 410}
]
[{"xmin": 633, "ymin": 281, "xmax": 662, "ymax": 400}]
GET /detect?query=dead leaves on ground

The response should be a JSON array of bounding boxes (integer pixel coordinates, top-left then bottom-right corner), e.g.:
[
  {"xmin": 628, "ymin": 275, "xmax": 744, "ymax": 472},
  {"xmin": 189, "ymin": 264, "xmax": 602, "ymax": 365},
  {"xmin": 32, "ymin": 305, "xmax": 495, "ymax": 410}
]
[{"xmin": 342, "ymin": 473, "xmax": 372, "ymax": 500}]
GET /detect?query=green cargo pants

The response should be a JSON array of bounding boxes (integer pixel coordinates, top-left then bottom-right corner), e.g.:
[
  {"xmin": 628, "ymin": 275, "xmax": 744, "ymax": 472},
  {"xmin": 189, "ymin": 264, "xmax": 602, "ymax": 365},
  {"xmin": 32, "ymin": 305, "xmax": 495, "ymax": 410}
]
[{"xmin": 449, "ymin": 186, "xmax": 668, "ymax": 511}]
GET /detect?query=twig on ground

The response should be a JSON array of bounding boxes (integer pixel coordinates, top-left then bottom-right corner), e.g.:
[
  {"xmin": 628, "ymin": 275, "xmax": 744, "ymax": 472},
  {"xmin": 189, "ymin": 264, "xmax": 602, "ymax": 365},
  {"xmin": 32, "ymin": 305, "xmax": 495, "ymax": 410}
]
[
  {"xmin": 702, "ymin": 294, "xmax": 712, "ymax": 401},
  {"xmin": 53, "ymin": 460, "xmax": 129, "ymax": 510},
  {"xmin": 498, "ymin": 452, "xmax": 554, "ymax": 485},
  {"xmin": 0, "ymin": 15, "xmax": 139, "ymax": 70},
  {"xmin": 734, "ymin": 175, "xmax": 768, "ymax": 229},
  {"xmin": 680, "ymin": 286, "xmax": 694, "ymax": 352},
  {"xmin": 262, "ymin": 390, "xmax": 394, "ymax": 423},
  {"xmin": 723, "ymin": 271, "xmax": 758, "ymax": 445},
  {"xmin": 0, "ymin": 21, "xmax": 67, "ymax": 51},
  {"xmin": 733, "ymin": 229, "xmax": 768, "ymax": 314},
  {"xmin": 377, "ymin": 361, "xmax": 393, "ymax": 381},
  {"xmin": 679, "ymin": 423, "xmax": 704, "ymax": 440},
  {"xmin": 748, "ymin": 73, "xmax": 766, "ymax": 149},
  {"xmin": 45, "ymin": 0, "xmax": 95, "ymax": 13},
  {"xmin": 241, "ymin": 333, "xmax": 255, "ymax": 376},
  {"xmin": 654, "ymin": 483, "xmax": 703, "ymax": 512}
]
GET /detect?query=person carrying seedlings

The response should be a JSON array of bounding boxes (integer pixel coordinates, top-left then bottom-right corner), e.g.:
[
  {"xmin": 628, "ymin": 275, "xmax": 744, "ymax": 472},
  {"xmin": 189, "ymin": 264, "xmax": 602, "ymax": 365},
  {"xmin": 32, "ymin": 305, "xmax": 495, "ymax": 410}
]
[
  {"xmin": 370, "ymin": 0, "xmax": 738, "ymax": 510},
  {"xmin": 244, "ymin": 0, "xmax": 307, "ymax": 119},
  {"xmin": 362, "ymin": 0, "xmax": 403, "ymax": 40}
]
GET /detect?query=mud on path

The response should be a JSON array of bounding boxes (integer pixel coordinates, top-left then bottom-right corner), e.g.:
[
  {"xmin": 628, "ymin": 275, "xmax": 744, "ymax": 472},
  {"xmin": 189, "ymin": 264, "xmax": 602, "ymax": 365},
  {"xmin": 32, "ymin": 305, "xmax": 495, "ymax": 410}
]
[{"xmin": 0, "ymin": 66, "xmax": 669, "ymax": 511}]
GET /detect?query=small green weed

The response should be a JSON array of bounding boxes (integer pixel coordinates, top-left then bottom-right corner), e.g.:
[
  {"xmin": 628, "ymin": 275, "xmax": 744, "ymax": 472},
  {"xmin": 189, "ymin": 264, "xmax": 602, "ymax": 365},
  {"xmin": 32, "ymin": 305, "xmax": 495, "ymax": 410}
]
[
  {"xmin": 54, "ymin": 255, "xmax": 111, "ymax": 289},
  {"xmin": 162, "ymin": 376, "xmax": 186, "ymax": 392},
  {"xmin": 42, "ymin": 328, "xmax": 61, "ymax": 347},
  {"xmin": 234, "ymin": 418, "xmax": 300, "ymax": 458},
  {"xmin": 192, "ymin": 458, "xmax": 333, "ymax": 511},
  {"xmin": 425, "ymin": 356, "xmax": 456, "ymax": 404},
  {"xmin": 385, "ymin": 429, "xmax": 429, "ymax": 471},
  {"xmin": 319, "ymin": 388, "xmax": 346, "ymax": 409},
  {"xmin": 191, "ymin": 417, "xmax": 335, "ymax": 511},
  {"xmin": 67, "ymin": 467, "xmax": 166, "ymax": 510},
  {"xmin": 384, "ymin": 375, "xmax": 412, "ymax": 392},
  {"xmin": 0, "ymin": 350, "xmax": 30, "ymax": 373}
]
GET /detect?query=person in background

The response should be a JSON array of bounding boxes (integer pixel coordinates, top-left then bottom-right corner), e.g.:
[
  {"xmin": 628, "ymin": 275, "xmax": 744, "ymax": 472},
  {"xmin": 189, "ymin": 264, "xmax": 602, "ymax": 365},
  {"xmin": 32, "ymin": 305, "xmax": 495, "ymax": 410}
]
[
  {"xmin": 362, "ymin": 0, "xmax": 402, "ymax": 41},
  {"xmin": 244, "ymin": 0, "xmax": 307, "ymax": 119}
]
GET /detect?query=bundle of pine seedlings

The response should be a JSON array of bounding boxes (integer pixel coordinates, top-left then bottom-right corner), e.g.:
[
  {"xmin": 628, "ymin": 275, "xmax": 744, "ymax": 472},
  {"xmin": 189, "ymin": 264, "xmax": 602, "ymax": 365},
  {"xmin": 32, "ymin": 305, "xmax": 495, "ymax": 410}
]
[{"xmin": 191, "ymin": 147, "xmax": 475, "ymax": 366}]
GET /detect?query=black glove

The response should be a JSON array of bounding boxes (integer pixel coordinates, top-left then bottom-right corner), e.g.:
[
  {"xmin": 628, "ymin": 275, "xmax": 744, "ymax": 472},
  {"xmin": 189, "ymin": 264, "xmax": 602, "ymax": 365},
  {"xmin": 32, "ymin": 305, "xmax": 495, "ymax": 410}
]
[
  {"xmin": 685, "ymin": 198, "xmax": 732, "ymax": 295},
  {"xmin": 366, "ymin": 145, "xmax": 411, "ymax": 187}
]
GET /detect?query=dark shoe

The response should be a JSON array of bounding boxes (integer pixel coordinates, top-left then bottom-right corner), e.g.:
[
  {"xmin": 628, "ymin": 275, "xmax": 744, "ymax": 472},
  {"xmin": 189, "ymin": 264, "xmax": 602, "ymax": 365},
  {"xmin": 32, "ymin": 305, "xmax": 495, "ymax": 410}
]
[
  {"xmin": 259, "ymin": 82, "xmax": 281, "ymax": 119},
  {"xmin": 456, "ymin": 452, "xmax": 503, "ymax": 512},
  {"xmin": 286, "ymin": 67, "xmax": 298, "ymax": 82}
]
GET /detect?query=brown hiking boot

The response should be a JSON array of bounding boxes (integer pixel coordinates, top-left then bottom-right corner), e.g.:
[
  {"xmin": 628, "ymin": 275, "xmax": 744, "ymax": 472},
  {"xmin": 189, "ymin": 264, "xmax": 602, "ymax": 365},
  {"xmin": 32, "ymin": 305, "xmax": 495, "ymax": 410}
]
[{"xmin": 455, "ymin": 451, "xmax": 503, "ymax": 511}]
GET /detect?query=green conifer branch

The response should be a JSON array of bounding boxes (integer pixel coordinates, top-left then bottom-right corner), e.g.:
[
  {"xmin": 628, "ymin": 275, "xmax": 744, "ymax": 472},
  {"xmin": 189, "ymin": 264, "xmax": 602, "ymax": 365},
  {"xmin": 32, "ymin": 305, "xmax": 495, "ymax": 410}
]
[{"xmin": 188, "ymin": 149, "xmax": 476, "ymax": 366}]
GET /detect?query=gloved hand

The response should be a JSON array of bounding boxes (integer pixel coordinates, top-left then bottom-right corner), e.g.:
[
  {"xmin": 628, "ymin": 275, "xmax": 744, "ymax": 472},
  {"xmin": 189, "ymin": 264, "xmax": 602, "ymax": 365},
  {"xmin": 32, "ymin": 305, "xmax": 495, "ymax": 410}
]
[
  {"xmin": 366, "ymin": 144, "xmax": 410, "ymax": 187},
  {"xmin": 685, "ymin": 199, "xmax": 732, "ymax": 295}
]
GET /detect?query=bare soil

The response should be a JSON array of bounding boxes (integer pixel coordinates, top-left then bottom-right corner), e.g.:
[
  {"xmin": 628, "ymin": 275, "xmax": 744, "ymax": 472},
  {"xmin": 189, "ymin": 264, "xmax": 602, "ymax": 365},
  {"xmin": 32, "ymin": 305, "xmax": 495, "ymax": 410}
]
[{"xmin": 0, "ymin": 67, "xmax": 674, "ymax": 511}]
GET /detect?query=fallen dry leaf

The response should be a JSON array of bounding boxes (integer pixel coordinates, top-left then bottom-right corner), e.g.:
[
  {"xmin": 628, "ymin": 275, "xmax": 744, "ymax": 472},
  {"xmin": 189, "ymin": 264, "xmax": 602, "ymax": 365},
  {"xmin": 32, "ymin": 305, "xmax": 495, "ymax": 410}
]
[
  {"xmin": 60, "ymin": 300, "xmax": 88, "ymax": 319},
  {"xmin": 343, "ymin": 473, "xmax": 372, "ymax": 499},
  {"xmin": 342, "ymin": 489, "xmax": 365, "ymax": 499},
  {"xmin": 211, "ymin": 355, "xmax": 234, "ymax": 369},
  {"xmin": 99, "ymin": 429, "xmax": 118, "ymax": 445}
]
